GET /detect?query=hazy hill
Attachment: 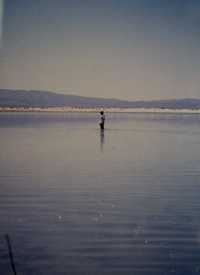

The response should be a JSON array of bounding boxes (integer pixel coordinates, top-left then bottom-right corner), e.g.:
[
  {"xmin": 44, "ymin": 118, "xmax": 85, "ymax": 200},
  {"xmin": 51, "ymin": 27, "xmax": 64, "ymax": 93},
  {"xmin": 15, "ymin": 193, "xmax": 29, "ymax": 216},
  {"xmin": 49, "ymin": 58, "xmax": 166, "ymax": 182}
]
[{"xmin": 1, "ymin": 89, "xmax": 200, "ymax": 109}]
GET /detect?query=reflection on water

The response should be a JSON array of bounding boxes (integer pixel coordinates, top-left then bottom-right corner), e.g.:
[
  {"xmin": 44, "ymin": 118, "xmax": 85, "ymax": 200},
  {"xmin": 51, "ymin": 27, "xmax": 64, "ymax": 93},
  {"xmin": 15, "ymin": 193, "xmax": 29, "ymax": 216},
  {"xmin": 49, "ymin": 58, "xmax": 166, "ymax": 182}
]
[
  {"xmin": 100, "ymin": 129, "xmax": 105, "ymax": 152},
  {"xmin": 1, "ymin": 112, "xmax": 200, "ymax": 275}
]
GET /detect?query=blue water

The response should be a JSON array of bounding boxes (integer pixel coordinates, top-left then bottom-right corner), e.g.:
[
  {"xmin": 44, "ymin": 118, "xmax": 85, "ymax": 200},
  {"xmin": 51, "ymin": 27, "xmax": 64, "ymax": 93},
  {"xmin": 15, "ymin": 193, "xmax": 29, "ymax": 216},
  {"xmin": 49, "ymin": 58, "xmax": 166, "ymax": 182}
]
[{"xmin": 1, "ymin": 112, "xmax": 200, "ymax": 275}]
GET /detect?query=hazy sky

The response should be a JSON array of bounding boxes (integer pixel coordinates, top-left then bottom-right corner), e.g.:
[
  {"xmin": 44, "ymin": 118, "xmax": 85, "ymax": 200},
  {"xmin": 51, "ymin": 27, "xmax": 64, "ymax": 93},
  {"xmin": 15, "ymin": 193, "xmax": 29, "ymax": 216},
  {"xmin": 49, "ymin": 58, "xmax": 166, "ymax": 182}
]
[
  {"xmin": 0, "ymin": 0, "xmax": 3, "ymax": 47},
  {"xmin": 1, "ymin": 0, "xmax": 200, "ymax": 100}
]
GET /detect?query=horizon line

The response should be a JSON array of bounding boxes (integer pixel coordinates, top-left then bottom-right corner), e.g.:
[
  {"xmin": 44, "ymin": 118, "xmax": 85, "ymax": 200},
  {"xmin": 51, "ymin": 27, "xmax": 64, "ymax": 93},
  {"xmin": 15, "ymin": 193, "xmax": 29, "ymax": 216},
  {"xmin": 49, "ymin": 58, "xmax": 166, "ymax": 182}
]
[{"xmin": 0, "ymin": 88, "xmax": 200, "ymax": 102}]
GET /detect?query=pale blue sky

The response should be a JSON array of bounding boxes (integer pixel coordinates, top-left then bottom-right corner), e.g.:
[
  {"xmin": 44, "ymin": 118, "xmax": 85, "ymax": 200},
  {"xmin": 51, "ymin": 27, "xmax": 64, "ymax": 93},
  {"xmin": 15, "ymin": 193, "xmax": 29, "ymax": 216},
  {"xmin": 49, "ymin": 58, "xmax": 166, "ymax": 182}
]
[
  {"xmin": 0, "ymin": 0, "xmax": 3, "ymax": 47},
  {"xmin": 1, "ymin": 0, "xmax": 200, "ymax": 100}
]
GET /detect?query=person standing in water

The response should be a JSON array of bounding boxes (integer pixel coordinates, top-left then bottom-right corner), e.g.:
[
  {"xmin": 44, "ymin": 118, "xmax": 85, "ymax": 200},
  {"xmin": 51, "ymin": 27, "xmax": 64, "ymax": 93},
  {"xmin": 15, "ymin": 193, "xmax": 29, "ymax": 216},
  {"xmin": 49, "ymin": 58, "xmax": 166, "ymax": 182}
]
[{"xmin": 99, "ymin": 111, "xmax": 105, "ymax": 130}]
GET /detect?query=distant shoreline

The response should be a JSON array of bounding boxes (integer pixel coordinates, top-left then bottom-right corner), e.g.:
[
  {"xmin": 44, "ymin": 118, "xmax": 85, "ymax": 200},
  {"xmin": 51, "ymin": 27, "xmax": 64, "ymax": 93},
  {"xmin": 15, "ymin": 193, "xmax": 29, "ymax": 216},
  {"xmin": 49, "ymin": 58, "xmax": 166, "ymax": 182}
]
[{"xmin": 1, "ymin": 107, "xmax": 200, "ymax": 114}]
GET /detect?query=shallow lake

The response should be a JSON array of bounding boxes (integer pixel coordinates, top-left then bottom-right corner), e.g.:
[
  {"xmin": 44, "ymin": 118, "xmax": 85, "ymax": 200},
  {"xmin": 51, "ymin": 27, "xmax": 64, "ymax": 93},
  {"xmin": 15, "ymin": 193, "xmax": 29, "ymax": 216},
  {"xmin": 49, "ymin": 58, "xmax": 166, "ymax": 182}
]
[{"xmin": 1, "ymin": 112, "xmax": 200, "ymax": 275}]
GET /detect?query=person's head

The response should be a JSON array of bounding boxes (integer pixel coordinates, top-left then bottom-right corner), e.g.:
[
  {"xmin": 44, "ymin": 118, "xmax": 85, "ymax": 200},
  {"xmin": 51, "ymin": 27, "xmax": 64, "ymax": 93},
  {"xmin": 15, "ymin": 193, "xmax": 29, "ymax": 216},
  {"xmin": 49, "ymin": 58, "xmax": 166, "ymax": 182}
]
[{"xmin": 100, "ymin": 111, "xmax": 104, "ymax": 115}]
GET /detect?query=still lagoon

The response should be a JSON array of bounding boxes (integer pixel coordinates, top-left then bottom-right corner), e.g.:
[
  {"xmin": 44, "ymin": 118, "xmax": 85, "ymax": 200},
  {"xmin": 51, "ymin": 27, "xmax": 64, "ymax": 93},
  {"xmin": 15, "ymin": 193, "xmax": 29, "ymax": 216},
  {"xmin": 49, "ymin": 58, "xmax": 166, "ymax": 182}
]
[{"xmin": 1, "ymin": 112, "xmax": 200, "ymax": 275}]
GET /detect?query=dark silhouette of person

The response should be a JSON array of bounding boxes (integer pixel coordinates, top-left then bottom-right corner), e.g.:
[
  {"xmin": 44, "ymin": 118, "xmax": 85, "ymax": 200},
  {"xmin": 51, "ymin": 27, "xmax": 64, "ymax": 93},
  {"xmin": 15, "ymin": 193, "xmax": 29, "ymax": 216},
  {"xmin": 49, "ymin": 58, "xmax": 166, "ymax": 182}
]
[{"xmin": 99, "ymin": 111, "xmax": 105, "ymax": 130}]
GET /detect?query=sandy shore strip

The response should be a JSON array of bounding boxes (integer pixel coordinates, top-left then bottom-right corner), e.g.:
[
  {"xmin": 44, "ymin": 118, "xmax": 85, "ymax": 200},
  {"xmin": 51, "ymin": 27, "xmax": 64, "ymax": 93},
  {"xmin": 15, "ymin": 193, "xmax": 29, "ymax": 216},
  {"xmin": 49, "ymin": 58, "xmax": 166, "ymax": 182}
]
[{"xmin": 1, "ymin": 107, "xmax": 200, "ymax": 114}]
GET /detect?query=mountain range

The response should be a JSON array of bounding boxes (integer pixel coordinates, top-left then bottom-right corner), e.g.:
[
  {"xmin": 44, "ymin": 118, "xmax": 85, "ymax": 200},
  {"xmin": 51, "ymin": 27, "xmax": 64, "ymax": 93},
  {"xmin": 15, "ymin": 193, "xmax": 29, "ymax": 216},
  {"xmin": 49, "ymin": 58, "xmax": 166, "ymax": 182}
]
[{"xmin": 1, "ymin": 89, "xmax": 200, "ymax": 110}]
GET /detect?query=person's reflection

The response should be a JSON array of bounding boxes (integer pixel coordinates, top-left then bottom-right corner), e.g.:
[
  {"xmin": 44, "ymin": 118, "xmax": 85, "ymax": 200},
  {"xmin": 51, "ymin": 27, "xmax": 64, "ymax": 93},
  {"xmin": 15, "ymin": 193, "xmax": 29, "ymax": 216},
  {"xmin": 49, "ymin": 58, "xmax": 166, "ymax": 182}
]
[{"xmin": 100, "ymin": 128, "xmax": 105, "ymax": 152}]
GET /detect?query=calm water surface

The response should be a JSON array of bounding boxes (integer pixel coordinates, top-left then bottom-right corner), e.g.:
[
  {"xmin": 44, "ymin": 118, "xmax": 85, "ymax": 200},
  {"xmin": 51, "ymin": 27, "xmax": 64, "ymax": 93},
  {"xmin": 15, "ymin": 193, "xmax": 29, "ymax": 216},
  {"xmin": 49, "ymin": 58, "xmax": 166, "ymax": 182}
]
[{"xmin": 1, "ymin": 112, "xmax": 200, "ymax": 275}]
